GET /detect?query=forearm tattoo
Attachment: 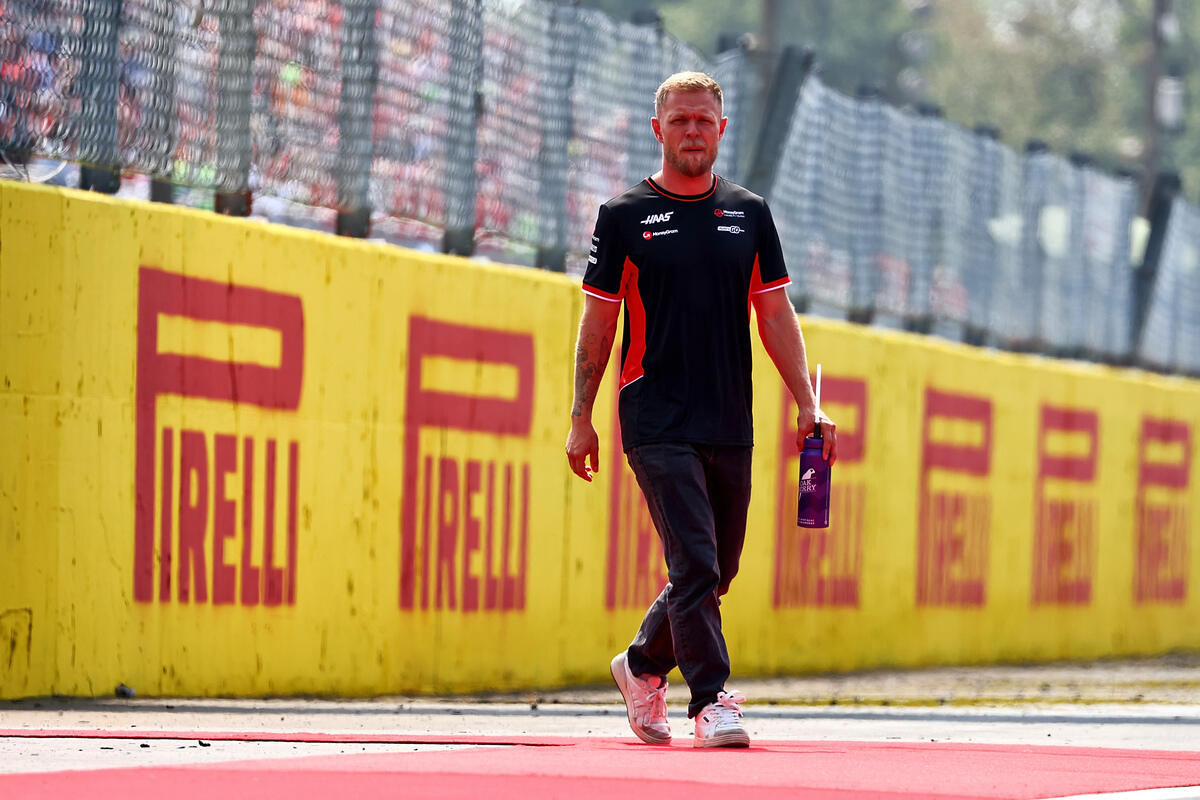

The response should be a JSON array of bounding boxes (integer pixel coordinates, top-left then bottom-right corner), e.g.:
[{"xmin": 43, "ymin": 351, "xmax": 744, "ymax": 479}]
[{"xmin": 572, "ymin": 330, "xmax": 611, "ymax": 417}]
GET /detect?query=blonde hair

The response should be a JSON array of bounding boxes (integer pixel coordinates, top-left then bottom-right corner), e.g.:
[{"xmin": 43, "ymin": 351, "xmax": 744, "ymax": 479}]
[{"xmin": 654, "ymin": 71, "xmax": 723, "ymax": 117}]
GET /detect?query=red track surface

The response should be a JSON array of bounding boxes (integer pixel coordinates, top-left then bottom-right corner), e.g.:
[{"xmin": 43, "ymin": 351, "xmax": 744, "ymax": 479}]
[{"xmin": 4, "ymin": 730, "xmax": 1200, "ymax": 799}]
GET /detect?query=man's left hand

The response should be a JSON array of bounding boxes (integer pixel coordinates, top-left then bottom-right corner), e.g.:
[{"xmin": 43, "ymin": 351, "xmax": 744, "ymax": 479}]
[{"xmin": 797, "ymin": 411, "xmax": 837, "ymax": 465}]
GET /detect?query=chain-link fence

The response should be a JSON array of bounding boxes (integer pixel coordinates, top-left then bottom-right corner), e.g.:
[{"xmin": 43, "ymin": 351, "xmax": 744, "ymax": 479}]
[
  {"xmin": 767, "ymin": 72, "xmax": 1181, "ymax": 370},
  {"xmin": 1, "ymin": 2, "xmax": 1197, "ymax": 375},
  {"xmin": 0, "ymin": 0, "xmax": 748, "ymax": 264},
  {"xmin": 1139, "ymin": 196, "xmax": 1200, "ymax": 375}
]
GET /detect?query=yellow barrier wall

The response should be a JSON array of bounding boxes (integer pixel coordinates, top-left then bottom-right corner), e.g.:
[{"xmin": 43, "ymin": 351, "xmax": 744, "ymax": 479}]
[{"xmin": 2, "ymin": 181, "xmax": 1198, "ymax": 699}]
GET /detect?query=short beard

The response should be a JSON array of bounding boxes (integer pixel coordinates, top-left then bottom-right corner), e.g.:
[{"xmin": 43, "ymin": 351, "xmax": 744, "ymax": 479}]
[{"xmin": 664, "ymin": 147, "xmax": 716, "ymax": 178}]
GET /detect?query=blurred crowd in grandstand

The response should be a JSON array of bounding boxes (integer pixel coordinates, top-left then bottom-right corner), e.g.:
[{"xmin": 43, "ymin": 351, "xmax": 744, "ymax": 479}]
[{"xmin": 1, "ymin": 0, "xmax": 1196, "ymax": 373}]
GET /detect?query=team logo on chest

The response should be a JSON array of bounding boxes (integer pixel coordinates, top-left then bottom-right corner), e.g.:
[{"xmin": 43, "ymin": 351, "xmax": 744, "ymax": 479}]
[
  {"xmin": 641, "ymin": 209, "xmax": 678, "ymax": 239},
  {"xmin": 640, "ymin": 211, "xmax": 674, "ymax": 225}
]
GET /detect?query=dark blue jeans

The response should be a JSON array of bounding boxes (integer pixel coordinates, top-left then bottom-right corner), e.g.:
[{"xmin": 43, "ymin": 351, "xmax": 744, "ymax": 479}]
[{"xmin": 624, "ymin": 442, "xmax": 753, "ymax": 718}]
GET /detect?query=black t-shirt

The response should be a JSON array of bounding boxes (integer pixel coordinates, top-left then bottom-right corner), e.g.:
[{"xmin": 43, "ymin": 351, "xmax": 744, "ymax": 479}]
[{"xmin": 582, "ymin": 175, "xmax": 790, "ymax": 451}]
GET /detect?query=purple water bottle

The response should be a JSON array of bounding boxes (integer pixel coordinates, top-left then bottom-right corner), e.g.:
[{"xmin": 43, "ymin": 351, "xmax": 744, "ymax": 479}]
[
  {"xmin": 796, "ymin": 421, "xmax": 831, "ymax": 528},
  {"xmin": 797, "ymin": 363, "xmax": 831, "ymax": 528}
]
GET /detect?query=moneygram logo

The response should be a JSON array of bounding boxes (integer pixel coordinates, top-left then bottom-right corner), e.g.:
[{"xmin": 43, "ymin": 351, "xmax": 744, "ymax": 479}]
[{"xmin": 134, "ymin": 268, "xmax": 304, "ymax": 606}]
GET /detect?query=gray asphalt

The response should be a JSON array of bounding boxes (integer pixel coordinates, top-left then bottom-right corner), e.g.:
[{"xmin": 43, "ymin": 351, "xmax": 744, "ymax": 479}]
[{"xmin": 3, "ymin": 655, "xmax": 1199, "ymax": 774}]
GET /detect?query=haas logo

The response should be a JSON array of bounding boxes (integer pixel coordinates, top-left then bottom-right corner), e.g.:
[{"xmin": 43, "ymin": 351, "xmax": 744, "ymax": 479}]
[{"xmin": 640, "ymin": 212, "xmax": 674, "ymax": 225}]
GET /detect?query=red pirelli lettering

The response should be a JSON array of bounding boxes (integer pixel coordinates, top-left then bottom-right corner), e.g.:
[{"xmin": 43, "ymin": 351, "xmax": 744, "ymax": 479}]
[
  {"xmin": 135, "ymin": 267, "xmax": 304, "ymax": 605},
  {"xmin": 158, "ymin": 428, "xmax": 173, "ymax": 602},
  {"xmin": 178, "ymin": 430, "xmax": 208, "ymax": 604},
  {"xmin": 262, "ymin": 439, "xmax": 284, "ymax": 607},
  {"xmin": 240, "ymin": 438, "xmax": 259, "ymax": 606},
  {"xmin": 1032, "ymin": 406, "xmax": 1099, "ymax": 605},
  {"xmin": 1135, "ymin": 418, "xmax": 1191, "ymax": 603},
  {"xmin": 212, "ymin": 433, "xmax": 238, "ymax": 605},
  {"xmin": 399, "ymin": 317, "xmax": 535, "ymax": 611},
  {"xmin": 437, "ymin": 457, "xmax": 460, "ymax": 610},
  {"xmin": 483, "ymin": 463, "xmax": 498, "ymax": 609},
  {"xmin": 917, "ymin": 387, "xmax": 992, "ymax": 607},
  {"xmin": 462, "ymin": 460, "xmax": 483, "ymax": 612}
]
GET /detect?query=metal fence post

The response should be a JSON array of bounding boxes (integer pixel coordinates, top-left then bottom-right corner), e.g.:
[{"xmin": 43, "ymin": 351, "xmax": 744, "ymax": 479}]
[
  {"xmin": 1016, "ymin": 139, "xmax": 1050, "ymax": 352},
  {"xmin": 624, "ymin": 11, "xmax": 665, "ymax": 192},
  {"xmin": 965, "ymin": 124, "xmax": 1000, "ymax": 347},
  {"xmin": 534, "ymin": 1, "xmax": 579, "ymax": 272},
  {"xmin": 1134, "ymin": 171, "xmax": 1182, "ymax": 359},
  {"xmin": 1106, "ymin": 167, "xmax": 1141, "ymax": 366},
  {"xmin": 441, "ymin": 0, "xmax": 484, "ymax": 256},
  {"xmin": 1062, "ymin": 152, "xmax": 1092, "ymax": 360},
  {"xmin": 710, "ymin": 41, "xmax": 753, "ymax": 185},
  {"xmin": 904, "ymin": 102, "xmax": 945, "ymax": 336},
  {"xmin": 849, "ymin": 83, "xmax": 884, "ymax": 325},
  {"xmin": 139, "ymin": 0, "xmax": 177, "ymax": 204},
  {"xmin": 744, "ymin": 46, "xmax": 814, "ymax": 200},
  {"xmin": 78, "ymin": 0, "xmax": 122, "ymax": 194},
  {"xmin": 336, "ymin": 0, "xmax": 380, "ymax": 238},
  {"xmin": 150, "ymin": 177, "xmax": 174, "ymax": 205},
  {"xmin": 213, "ymin": 0, "xmax": 254, "ymax": 216}
]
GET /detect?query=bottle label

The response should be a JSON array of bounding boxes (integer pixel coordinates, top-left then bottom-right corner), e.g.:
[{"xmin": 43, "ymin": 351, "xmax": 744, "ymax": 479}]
[
  {"xmin": 797, "ymin": 450, "xmax": 830, "ymax": 528},
  {"xmin": 799, "ymin": 467, "xmax": 818, "ymax": 494}
]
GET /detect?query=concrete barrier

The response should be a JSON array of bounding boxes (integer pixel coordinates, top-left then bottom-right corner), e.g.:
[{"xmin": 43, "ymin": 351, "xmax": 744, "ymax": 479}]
[{"xmin": 2, "ymin": 181, "xmax": 1197, "ymax": 698}]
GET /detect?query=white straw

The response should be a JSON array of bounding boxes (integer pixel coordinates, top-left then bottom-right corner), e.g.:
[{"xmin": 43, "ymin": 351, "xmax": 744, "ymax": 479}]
[{"xmin": 814, "ymin": 363, "xmax": 822, "ymax": 412}]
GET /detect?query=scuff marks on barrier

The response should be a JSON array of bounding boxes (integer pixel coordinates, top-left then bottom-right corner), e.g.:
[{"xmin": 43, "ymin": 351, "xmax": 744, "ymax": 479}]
[{"xmin": 1, "ymin": 608, "xmax": 33, "ymax": 684}]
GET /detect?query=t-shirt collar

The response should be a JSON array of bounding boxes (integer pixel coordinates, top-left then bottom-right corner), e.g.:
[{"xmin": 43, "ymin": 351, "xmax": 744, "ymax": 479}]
[{"xmin": 645, "ymin": 174, "xmax": 718, "ymax": 201}]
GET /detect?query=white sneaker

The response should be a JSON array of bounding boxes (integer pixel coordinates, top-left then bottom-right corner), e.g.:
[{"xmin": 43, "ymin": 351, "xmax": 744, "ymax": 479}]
[
  {"xmin": 693, "ymin": 690, "xmax": 750, "ymax": 748},
  {"xmin": 610, "ymin": 651, "xmax": 671, "ymax": 745}
]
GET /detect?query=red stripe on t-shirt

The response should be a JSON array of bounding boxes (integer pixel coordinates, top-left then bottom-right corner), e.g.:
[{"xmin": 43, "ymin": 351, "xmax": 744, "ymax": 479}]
[
  {"xmin": 749, "ymin": 253, "xmax": 791, "ymax": 294},
  {"xmin": 748, "ymin": 254, "xmax": 792, "ymax": 318},
  {"xmin": 620, "ymin": 257, "xmax": 646, "ymax": 389}
]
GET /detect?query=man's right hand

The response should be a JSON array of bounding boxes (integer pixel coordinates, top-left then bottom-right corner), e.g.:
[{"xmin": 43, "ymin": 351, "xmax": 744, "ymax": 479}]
[{"xmin": 566, "ymin": 419, "xmax": 601, "ymax": 482}]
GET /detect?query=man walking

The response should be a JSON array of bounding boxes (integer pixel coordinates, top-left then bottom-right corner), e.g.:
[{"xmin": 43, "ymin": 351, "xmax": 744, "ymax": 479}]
[{"xmin": 565, "ymin": 72, "xmax": 837, "ymax": 748}]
